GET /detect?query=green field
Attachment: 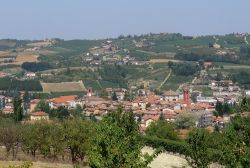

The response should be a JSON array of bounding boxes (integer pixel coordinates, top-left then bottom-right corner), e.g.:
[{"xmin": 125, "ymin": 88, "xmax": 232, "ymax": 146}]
[{"xmin": 161, "ymin": 75, "xmax": 194, "ymax": 91}]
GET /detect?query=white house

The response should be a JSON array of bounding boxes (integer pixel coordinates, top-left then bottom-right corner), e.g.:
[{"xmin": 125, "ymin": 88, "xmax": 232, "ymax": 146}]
[
  {"xmin": 25, "ymin": 72, "xmax": 36, "ymax": 78},
  {"xmin": 30, "ymin": 112, "xmax": 49, "ymax": 121},
  {"xmin": 163, "ymin": 90, "xmax": 179, "ymax": 102}
]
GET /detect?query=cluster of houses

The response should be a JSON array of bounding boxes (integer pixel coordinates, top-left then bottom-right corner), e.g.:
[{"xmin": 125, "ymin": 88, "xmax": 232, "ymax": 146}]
[
  {"xmin": 0, "ymin": 87, "xmax": 225, "ymax": 130},
  {"xmin": 83, "ymin": 41, "xmax": 149, "ymax": 66},
  {"xmin": 0, "ymin": 77, "xmax": 249, "ymax": 131},
  {"xmin": 209, "ymin": 79, "xmax": 241, "ymax": 104}
]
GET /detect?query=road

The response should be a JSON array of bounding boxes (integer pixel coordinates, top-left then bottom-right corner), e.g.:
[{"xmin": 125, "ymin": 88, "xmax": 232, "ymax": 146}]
[{"xmin": 157, "ymin": 69, "xmax": 172, "ymax": 90}]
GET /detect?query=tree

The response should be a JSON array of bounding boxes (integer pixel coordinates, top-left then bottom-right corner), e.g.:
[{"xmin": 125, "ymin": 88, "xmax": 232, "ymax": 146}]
[
  {"xmin": 21, "ymin": 122, "xmax": 66, "ymax": 160},
  {"xmin": 111, "ymin": 92, "xmax": 118, "ymax": 101},
  {"xmin": 240, "ymin": 97, "xmax": 250, "ymax": 112},
  {"xmin": 0, "ymin": 123, "xmax": 22, "ymax": 159},
  {"xmin": 216, "ymin": 101, "xmax": 233, "ymax": 116},
  {"xmin": 145, "ymin": 121, "xmax": 178, "ymax": 140},
  {"xmin": 50, "ymin": 124, "xmax": 65, "ymax": 160},
  {"xmin": 63, "ymin": 118, "xmax": 91, "ymax": 163},
  {"xmin": 146, "ymin": 103, "xmax": 151, "ymax": 109},
  {"xmin": 21, "ymin": 62, "xmax": 50, "ymax": 72},
  {"xmin": 13, "ymin": 96, "xmax": 23, "ymax": 122},
  {"xmin": 34, "ymin": 99, "xmax": 50, "ymax": 113},
  {"xmin": 124, "ymin": 91, "xmax": 133, "ymax": 101},
  {"xmin": 167, "ymin": 61, "xmax": 174, "ymax": 69},
  {"xmin": 88, "ymin": 109, "xmax": 156, "ymax": 168},
  {"xmin": 66, "ymin": 67, "xmax": 71, "ymax": 75},
  {"xmin": 215, "ymin": 72, "xmax": 223, "ymax": 81},
  {"xmin": 222, "ymin": 103, "xmax": 232, "ymax": 115},
  {"xmin": 23, "ymin": 91, "xmax": 30, "ymax": 104},
  {"xmin": 57, "ymin": 106, "xmax": 70, "ymax": 120},
  {"xmin": 187, "ymin": 129, "xmax": 212, "ymax": 168},
  {"xmin": 215, "ymin": 101, "xmax": 223, "ymax": 116},
  {"xmin": 175, "ymin": 113, "xmax": 196, "ymax": 129},
  {"xmin": 49, "ymin": 106, "xmax": 70, "ymax": 120},
  {"xmin": 220, "ymin": 116, "xmax": 250, "ymax": 167},
  {"xmin": 69, "ymin": 104, "xmax": 83, "ymax": 117},
  {"xmin": 159, "ymin": 112, "xmax": 165, "ymax": 121},
  {"xmin": 21, "ymin": 124, "xmax": 40, "ymax": 158},
  {"xmin": 36, "ymin": 123, "xmax": 52, "ymax": 158},
  {"xmin": 23, "ymin": 91, "xmax": 30, "ymax": 112}
]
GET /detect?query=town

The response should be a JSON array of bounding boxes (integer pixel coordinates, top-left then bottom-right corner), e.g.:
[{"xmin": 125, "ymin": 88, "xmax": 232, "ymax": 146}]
[
  {"xmin": 0, "ymin": 72, "xmax": 248, "ymax": 133},
  {"xmin": 1, "ymin": 31, "xmax": 250, "ymax": 167}
]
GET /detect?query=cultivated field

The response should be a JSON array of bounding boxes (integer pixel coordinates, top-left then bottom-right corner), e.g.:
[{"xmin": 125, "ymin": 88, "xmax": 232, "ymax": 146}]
[
  {"xmin": 137, "ymin": 50, "xmax": 176, "ymax": 57},
  {"xmin": 148, "ymin": 59, "xmax": 181, "ymax": 63},
  {"xmin": 41, "ymin": 81, "xmax": 86, "ymax": 93},
  {"xmin": 0, "ymin": 161, "xmax": 74, "ymax": 168},
  {"xmin": 0, "ymin": 51, "xmax": 15, "ymax": 57},
  {"xmin": 0, "ymin": 52, "xmax": 38, "ymax": 65},
  {"xmin": 14, "ymin": 53, "xmax": 38, "ymax": 64}
]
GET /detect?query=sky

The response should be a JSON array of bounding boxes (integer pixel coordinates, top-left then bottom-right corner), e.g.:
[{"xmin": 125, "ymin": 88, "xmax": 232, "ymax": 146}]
[{"xmin": 0, "ymin": 0, "xmax": 249, "ymax": 40}]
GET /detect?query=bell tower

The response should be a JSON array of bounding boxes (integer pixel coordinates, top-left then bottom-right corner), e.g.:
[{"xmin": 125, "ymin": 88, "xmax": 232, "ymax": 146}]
[
  {"xmin": 87, "ymin": 87, "xmax": 93, "ymax": 97},
  {"xmin": 183, "ymin": 87, "xmax": 190, "ymax": 105}
]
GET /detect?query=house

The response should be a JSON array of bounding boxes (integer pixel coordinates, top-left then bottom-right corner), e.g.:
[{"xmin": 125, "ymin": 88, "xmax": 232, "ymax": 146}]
[
  {"xmin": 245, "ymin": 90, "xmax": 250, "ymax": 97},
  {"xmin": 196, "ymin": 96, "xmax": 217, "ymax": 104},
  {"xmin": 212, "ymin": 43, "xmax": 221, "ymax": 49},
  {"xmin": 68, "ymin": 99, "xmax": 84, "ymax": 108},
  {"xmin": 198, "ymin": 111, "xmax": 213, "ymax": 128},
  {"xmin": 2, "ymin": 108, "xmax": 14, "ymax": 114},
  {"xmin": 29, "ymin": 99, "xmax": 40, "ymax": 113},
  {"xmin": 142, "ymin": 115, "xmax": 160, "ymax": 127},
  {"xmin": 203, "ymin": 62, "xmax": 214, "ymax": 70},
  {"xmin": 163, "ymin": 90, "xmax": 179, "ymax": 102},
  {"xmin": 2, "ymin": 102, "xmax": 14, "ymax": 114},
  {"xmin": 49, "ymin": 95, "xmax": 78, "ymax": 108},
  {"xmin": 30, "ymin": 111, "xmax": 49, "ymax": 121},
  {"xmin": 0, "ymin": 71, "xmax": 9, "ymax": 77},
  {"xmin": 83, "ymin": 96, "xmax": 106, "ymax": 106},
  {"xmin": 0, "ymin": 95, "xmax": 5, "ymax": 109},
  {"xmin": 220, "ymin": 80, "xmax": 233, "ymax": 86},
  {"xmin": 25, "ymin": 72, "xmax": 36, "ymax": 78},
  {"xmin": 210, "ymin": 80, "xmax": 233, "ymax": 87}
]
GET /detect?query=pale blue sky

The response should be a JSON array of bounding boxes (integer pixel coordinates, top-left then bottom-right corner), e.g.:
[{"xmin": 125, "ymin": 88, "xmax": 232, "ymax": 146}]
[{"xmin": 0, "ymin": 0, "xmax": 249, "ymax": 39}]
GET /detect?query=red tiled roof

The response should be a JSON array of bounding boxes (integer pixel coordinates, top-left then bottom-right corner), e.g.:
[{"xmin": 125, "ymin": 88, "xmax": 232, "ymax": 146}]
[
  {"xmin": 143, "ymin": 115, "xmax": 160, "ymax": 121},
  {"xmin": 30, "ymin": 99, "xmax": 40, "ymax": 104},
  {"xmin": 50, "ymin": 95, "xmax": 77, "ymax": 104},
  {"xmin": 221, "ymin": 80, "xmax": 233, "ymax": 83},
  {"xmin": 31, "ymin": 111, "xmax": 48, "ymax": 116}
]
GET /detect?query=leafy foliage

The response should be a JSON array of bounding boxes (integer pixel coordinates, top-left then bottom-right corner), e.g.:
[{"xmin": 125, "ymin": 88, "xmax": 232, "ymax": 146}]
[
  {"xmin": 145, "ymin": 121, "xmax": 178, "ymax": 140},
  {"xmin": 0, "ymin": 77, "xmax": 42, "ymax": 91},
  {"xmin": 175, "ymin": 113, "xmax": 196, "ymax": 129},
  {"xmin": 186, "ymin": 129, "xmax": 212, "ymax": 168},
  {"xmin": 21, "ymin": 62, "xmax": 51, "ymax": 72},
  {"xmin": 175, "ymin": 52, "xmax": 239, "ymax": 64},
  {"xmin": 13, "ymin": 96, "xmax": 23, "ymax": 122},
  {"xmin": 88, "ymin": 109, "xmax": 155, "ymax": 168},
  {"xmin": 171, "ymin": 62, "xmax": 200, "ymax": 76}
]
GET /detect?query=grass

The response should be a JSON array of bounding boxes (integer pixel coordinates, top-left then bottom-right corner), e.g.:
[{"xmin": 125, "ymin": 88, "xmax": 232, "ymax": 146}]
[
  {"xmin": 84, "ymin": 80, "xmax": 102, "ymax": 90},
  {"xmin": 194, "ymin": 86, "xmax": 213, "ymax": 97},
  {"xmin": 161, "ymin": 75, "xmax": 194, "ymax": 91}
]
